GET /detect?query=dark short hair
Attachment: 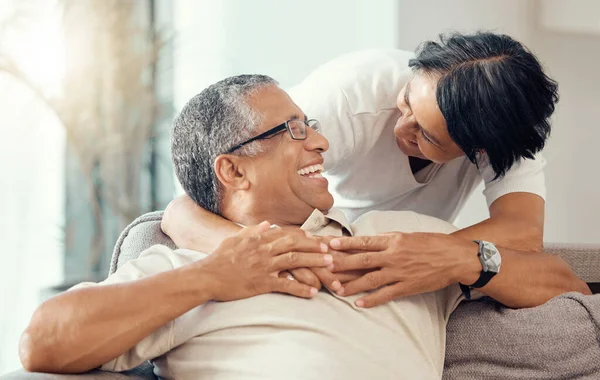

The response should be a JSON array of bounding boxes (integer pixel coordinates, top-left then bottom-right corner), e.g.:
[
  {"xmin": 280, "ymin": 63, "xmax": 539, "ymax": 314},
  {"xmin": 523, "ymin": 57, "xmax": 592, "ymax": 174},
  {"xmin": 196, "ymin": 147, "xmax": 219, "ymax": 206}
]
[
  {"xmin": 409, "ymin": 32, "xmax": 559, "ymax": 178},
  {"xmin": 171, "ymin": 74, "xmax": 278, "ymax": 214}
]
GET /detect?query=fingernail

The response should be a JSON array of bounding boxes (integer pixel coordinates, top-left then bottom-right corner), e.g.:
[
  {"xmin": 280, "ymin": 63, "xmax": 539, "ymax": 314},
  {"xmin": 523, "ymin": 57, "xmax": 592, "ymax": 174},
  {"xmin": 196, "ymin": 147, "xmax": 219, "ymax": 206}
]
[
  {"xmin": 326, "ymin": 264, "xmax": 334, "ymax": 271},
  {"xmin": 305, "ymin": 230, "xmax": 313, "ymax": 237},
  {"xmin": 331, "ymin": 280, "xmax": 341, "ymax": 291},
  {"xmin": 320, "ymin": 243, "xmax": 328, "ymax": 252},
  {"xmin": 259, "ymin": 221, "xmax": 270, "ymax": 227},
  {"xmin": 330, "ymin": 239, "xmax": 341, "ymax": 249},
  {"xmin": 337, "ymin": 287, "xmax": 345, "ymax": 296},
  {"xmin": 323, "ymin": 254, "xmax": 333, "ymax": 264},
  {"xmin": 355, "ymin": 299, "xmax": 364, "ymax": 308},
  {"xmin": 310, "ymin": 287, "xmax": 318, "ymax": 297}
]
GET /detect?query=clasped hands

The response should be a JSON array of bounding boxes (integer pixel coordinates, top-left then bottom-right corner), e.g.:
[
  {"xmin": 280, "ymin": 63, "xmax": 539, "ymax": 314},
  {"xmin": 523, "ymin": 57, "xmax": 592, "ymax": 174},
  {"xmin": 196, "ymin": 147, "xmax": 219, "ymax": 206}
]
[
  {"xmin": 282, "ymin": 230, "xmax": 475, "ymax": 308},
  {"xmin": 205, "ymin": 223, "xmax": 475, "ymax": 308}
]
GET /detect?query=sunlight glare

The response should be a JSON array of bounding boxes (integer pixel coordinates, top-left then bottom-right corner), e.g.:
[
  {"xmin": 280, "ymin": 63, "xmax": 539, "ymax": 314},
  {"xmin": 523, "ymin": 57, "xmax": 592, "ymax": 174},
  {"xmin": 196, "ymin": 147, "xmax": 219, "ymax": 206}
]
[{"xmin": 9, "ymin": 4, "xmax": 65, "ymax": 98}]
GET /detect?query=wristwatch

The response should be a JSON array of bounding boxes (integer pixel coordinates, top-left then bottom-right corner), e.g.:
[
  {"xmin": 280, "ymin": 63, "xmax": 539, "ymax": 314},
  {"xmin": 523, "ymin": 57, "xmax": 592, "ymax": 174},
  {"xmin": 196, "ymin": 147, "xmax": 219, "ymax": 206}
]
[{"xmin": 459, "ymin": 240, "xmax": 501, "ymax": 299}]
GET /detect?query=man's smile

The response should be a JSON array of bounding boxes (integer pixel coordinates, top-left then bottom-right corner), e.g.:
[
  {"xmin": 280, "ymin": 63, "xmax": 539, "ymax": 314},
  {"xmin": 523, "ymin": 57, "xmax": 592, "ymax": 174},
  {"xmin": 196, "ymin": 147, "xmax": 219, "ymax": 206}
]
[{"xmin": 297, "ymin": 163, "xmax": 328, "ymax": 187}]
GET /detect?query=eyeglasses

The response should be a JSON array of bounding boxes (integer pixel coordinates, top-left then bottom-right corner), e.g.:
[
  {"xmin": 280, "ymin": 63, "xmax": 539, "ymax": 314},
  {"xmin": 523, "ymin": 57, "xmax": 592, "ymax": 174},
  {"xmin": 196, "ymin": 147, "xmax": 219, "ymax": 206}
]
[{"xmin": 226, "ymin": 118, "xmax": 321, "ymax": 154}]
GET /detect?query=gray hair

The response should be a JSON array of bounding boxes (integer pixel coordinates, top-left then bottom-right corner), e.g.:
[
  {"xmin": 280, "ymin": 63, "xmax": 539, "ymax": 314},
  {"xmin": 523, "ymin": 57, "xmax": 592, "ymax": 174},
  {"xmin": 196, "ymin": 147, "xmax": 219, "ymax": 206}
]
[{"xmin": 171, "ymin": 74, "xmax": 278, "ymax": 215}]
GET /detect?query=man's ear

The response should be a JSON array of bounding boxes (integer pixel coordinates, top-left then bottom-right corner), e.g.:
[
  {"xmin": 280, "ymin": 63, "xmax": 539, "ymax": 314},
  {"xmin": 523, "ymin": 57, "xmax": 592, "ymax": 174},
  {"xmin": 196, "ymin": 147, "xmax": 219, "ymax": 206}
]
[{"xmin": 214, "ymin": 154, "xmax": 250, "ymax": 191}]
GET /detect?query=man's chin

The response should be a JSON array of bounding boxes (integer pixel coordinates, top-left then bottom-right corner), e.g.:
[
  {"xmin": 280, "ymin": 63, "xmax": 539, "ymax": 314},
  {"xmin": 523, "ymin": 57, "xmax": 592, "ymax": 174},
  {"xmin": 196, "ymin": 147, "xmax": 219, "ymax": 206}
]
[{"xmin": 314, "ymin": 196, "xmax": 335, "ymax": 213}]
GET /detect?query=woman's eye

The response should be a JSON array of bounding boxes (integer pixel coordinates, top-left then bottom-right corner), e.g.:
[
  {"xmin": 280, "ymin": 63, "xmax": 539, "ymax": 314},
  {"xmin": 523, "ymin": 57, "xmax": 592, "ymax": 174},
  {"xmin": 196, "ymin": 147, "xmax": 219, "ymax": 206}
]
[{"xmin": 420, "ymin": 130, "xmax": 432, "ymax": 144}]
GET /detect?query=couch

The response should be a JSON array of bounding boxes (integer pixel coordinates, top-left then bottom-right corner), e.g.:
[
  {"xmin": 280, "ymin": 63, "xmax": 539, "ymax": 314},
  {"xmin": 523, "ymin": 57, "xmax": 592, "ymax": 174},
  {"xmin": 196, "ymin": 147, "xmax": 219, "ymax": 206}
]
[{"xmin": 3, "ymin": 211, "xmax": 599, "ymax": 379}]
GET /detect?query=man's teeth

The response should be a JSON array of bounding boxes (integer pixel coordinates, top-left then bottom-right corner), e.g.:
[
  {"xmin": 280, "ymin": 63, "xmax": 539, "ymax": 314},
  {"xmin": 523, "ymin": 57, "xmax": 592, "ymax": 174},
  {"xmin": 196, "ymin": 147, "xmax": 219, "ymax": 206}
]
[{"xmin": 297, "ymin": 164, "xmax": 324, "ymax": 176}]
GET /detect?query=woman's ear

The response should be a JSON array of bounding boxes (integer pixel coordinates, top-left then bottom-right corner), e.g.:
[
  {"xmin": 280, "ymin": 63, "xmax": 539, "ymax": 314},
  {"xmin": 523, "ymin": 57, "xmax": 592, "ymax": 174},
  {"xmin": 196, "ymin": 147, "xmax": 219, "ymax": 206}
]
[{"xmin": 214, "ymin": 155, "xmax": 250, "ymax": 191}]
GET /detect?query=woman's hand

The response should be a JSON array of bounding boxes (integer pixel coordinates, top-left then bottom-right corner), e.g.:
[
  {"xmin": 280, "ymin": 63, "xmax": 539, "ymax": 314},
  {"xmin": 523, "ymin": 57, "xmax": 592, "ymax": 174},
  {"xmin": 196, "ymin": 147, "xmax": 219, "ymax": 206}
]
[
  {"xmin": 329, "ymin": 232, "xmax": 478, "ymax": 308},
  {"xmin": 196, "ymin": 222, "xmax": 334, "ymax": 301}
]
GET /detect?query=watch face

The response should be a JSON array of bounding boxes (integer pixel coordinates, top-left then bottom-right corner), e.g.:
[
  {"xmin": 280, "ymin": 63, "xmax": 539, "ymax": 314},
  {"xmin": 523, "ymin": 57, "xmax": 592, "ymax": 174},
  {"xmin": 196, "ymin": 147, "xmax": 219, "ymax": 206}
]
[{"xmin": 481, "ymin": 242, "xmax": 501, "ymax": 273}]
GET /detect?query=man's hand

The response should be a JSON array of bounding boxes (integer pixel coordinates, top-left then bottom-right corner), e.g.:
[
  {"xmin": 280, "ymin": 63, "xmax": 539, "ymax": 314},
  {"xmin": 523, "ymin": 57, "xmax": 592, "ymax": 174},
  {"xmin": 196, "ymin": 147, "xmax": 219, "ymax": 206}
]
[
  {"xmin": 329, "ymin": 232, "xmax": 478, "ymax": 308},
  {"xmin": 283, "ymin": 236, "xmax": 370, "ymax": 292},
  {"xmin": 196, "ymin": 221, "xmax": 334, "ymax": 301}
]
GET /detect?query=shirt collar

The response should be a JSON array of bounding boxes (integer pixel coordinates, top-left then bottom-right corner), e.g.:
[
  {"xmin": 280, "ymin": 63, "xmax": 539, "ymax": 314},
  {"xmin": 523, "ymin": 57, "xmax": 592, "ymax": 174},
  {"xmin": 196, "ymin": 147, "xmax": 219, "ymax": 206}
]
[{"xmin": 300, "ymin": 208, "xmax": 353, "ymax": 236}]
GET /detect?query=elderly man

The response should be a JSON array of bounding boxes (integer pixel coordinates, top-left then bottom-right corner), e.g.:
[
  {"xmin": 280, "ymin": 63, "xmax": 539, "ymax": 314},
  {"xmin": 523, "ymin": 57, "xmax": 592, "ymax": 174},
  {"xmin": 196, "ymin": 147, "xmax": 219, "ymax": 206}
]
[{"xmin": 19, "ymin": 75, "xmax": 588, "ymax": 380}]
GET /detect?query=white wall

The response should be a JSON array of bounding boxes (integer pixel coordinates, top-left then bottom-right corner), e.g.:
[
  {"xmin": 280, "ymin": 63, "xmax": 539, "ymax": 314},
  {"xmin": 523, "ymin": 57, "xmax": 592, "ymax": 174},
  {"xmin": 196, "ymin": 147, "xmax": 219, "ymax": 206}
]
[
  {"xmin": 396, "ymin": 0, "xmax": 536, "ymax": 49},
  {"xmin": 174, "ymin": 0, "xmax": 398, "ymax": 107},
  {"xmin": 397, "ymin": 0, "xmax": 600, "ymax": 244},
  {"xmin": 531, "ymin": 30, "xmax": 600, "ymax": 243},
  {"xmin": 176, "ymin": 0, "xmax": 399, "ymax": 87}
]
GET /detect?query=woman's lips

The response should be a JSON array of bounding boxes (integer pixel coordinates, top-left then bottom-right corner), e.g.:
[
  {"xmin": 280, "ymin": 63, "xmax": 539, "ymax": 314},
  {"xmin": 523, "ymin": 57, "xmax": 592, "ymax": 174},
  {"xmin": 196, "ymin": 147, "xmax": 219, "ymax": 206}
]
[{"xmin": 403, "ymin": 138, "xmax": 418, "ymax": 147}]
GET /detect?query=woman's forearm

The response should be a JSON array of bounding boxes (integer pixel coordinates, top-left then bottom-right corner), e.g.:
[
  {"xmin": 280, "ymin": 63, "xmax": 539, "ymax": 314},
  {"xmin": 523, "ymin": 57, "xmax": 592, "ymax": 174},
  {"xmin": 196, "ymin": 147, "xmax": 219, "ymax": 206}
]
[
  {"xmin": 454, "ymin": 242, "xmax": 592, "ymax": 308},
  {"xmin": 452, "ymin": 215, "xmax": 543, "ymax": 252},
  {"xmin": 162, "ymin": 194, "xmax": 241, "ymax": 252},
  {"xmin": 454, "ymin": 192, "xmax": 545, "ymax": 252}
]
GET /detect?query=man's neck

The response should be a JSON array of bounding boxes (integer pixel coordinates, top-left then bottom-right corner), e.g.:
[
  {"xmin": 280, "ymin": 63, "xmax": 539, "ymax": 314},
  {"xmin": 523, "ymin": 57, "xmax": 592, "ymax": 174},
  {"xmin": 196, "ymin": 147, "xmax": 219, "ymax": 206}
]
[
  {"xmin": 222, "ymin": 205, "xmax": 305, "ymax": 228},
  {"xmin": 221, "ymin": 193, "xmax": 313, "ymax": 227}
]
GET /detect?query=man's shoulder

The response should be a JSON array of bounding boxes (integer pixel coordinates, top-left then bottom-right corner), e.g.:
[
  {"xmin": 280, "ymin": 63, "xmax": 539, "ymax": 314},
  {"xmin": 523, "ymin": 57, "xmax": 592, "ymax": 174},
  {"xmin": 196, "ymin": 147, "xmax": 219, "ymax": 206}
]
[{"xmin": 351, "ymin": 210, "xmax": 459, "ymax": 235}]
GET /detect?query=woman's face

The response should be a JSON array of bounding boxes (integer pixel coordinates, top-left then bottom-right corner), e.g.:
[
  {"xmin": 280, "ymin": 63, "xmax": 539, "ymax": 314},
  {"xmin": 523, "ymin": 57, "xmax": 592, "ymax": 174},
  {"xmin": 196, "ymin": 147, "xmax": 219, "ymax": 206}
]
[{"xmin": 394, "ymin": 73, "xmax": 464, "ymax": 163}]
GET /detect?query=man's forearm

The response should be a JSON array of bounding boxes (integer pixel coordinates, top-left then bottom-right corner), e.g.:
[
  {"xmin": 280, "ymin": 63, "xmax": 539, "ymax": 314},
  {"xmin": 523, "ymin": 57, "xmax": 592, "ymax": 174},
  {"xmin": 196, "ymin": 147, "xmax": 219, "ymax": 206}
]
[
  {"xmin": 20, "ymin": 264, "xmax": 212, "ymax": 374},
  {"xmin": 454, "ymin": 240, "xmax": 591, "ymax": 308},
  {"xmin": 162, "ymin": 194, "xmax": 241, "ymax": 252}
]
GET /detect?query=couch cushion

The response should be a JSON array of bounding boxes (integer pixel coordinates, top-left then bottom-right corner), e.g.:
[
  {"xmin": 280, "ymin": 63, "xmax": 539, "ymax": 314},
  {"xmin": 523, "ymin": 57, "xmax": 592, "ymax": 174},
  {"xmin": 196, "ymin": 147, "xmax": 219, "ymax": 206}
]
[
  {"xmin": 443, "ymin": 292, "xmax": 600, "ymax": 380},
  {"xmin": 544, "ymin": 243, "xmax": 600, "ymax": 283},
  {"xmin": 110, "ymin": 211, "xmax": 176, "ymax": 275}
]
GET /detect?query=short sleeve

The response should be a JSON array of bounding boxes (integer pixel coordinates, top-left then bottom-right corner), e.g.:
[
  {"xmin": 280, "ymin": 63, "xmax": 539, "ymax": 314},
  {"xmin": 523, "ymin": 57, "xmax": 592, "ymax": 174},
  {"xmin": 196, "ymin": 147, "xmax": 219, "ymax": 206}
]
[
  {"xmin": 478, "ymin": 153, "xmax": 546, "ymax": 208},
  {"xmin": 70, "ymin": 245, "xmax": 205, "ymax": 372}
]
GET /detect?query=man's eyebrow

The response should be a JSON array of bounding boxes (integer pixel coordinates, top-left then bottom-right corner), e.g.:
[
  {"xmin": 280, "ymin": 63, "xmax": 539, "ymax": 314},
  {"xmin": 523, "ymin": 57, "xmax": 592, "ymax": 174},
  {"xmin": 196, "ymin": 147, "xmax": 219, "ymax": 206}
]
[
  {"xmin": 288, "ymin": 114, "xmax": 307, "ymax": 121},
  {"xmin": 404, "ymin": 81, "xmax": 412, "ymax": 110}
]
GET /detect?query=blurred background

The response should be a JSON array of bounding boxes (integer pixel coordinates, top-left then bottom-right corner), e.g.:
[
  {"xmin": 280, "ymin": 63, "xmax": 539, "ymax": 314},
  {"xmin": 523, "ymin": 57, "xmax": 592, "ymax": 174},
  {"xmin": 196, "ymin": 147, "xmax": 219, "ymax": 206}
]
[{"xmin": 0, "ymin": 0, "xmax": 598, "ymax": 373}]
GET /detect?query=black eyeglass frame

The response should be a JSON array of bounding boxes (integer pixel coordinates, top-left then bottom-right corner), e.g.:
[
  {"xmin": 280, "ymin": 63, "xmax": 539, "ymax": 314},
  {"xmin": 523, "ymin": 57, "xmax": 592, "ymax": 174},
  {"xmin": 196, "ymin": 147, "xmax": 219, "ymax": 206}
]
[{"xmin": 226, "ymin": 118, "xmax": 320, "ymax": 154}]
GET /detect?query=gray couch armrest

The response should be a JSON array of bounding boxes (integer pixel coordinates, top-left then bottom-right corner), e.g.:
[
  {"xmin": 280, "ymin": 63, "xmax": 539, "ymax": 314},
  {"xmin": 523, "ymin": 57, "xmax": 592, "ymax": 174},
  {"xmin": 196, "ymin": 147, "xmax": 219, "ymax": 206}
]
[
  {"xmin": 1, "ymin": 363, "xmax": 156, "ymax": 380},
  {"xmin": 110, "ymin": 211, "xmax": 176, "ymax": 275},
  {"xmin": 544, "ymin": 243, "xmax": 600, "ymax": 283}
]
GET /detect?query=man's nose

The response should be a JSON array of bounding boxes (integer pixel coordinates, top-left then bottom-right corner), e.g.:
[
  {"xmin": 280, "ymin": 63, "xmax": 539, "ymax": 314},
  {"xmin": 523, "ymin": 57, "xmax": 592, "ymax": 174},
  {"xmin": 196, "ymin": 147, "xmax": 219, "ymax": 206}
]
[{"xmin": 304, "ymin": 127, "xmax": 329, "ymax": 153}]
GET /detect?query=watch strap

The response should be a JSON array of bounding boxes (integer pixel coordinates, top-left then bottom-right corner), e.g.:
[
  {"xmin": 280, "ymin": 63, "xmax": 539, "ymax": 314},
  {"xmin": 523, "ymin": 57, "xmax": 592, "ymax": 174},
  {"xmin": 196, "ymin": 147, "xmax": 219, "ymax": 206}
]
[
  {"xmin": 470, "ymin": 269, "xmax": 496, "ymax": 288},
  {"xmin": 459, "ymin": 240, "xmax": 498, "ymax": 299},
  {"xmin": 459, "ymin": 282, "xmax": 472, "ymax": 300}
]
